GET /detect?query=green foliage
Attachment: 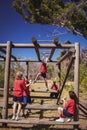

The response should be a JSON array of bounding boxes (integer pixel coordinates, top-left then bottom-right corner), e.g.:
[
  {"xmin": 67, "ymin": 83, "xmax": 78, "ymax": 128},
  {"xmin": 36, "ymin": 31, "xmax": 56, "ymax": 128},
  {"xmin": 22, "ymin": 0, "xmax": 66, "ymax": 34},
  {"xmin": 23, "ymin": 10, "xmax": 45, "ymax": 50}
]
[
  {"xmin": 80, "ymin": 64, "xmax": 87, "ymax": 84},
  {"xmin": 12, "ymin": 0, "xmax": 87, "ymax": 38},
  {"xmin": 47, "ymin": 64, "xmax": 54, "ymax": 78},
  {"xmin": 81, "ymin": 2, "xmax": 87, "ymax": 12},
  {"xmin": 79, "ymin": 64, "xmax": 87, "ymax": 95}
]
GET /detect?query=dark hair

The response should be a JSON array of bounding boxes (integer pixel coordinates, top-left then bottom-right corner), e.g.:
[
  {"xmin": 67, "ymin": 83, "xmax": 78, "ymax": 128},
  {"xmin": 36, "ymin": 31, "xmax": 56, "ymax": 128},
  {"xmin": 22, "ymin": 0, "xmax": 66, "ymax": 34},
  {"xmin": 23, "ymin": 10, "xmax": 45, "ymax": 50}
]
[
  {"xmin": 69, "ymin": 91, "xmax": 76, "ymax": 99},
  {"xmin": 69, "ymin": 91, "xmax": 78, "ymax": 103}
]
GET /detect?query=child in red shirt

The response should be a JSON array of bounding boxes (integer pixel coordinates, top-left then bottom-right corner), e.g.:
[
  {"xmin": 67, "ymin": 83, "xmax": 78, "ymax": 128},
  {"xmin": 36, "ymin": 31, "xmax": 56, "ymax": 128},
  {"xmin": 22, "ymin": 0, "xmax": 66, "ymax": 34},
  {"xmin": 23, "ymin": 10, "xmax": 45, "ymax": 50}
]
[
  {"xmin": 34, "ymin": 59, "xmax": 49, "ymax": 91},
  {"xmin": 56, "ymin": 91, "xmax": 76, "ymax": 122},
  {"xmin": 22, "ymin": 76, "xmax": 32, "ymax": 117},
  {"xmin": 12, "ymin": 71, "xmax": 26, "ymax": 121},
  {"xmin": 50, "ymin": 81, "xmax": 59, "ymax": 98}
]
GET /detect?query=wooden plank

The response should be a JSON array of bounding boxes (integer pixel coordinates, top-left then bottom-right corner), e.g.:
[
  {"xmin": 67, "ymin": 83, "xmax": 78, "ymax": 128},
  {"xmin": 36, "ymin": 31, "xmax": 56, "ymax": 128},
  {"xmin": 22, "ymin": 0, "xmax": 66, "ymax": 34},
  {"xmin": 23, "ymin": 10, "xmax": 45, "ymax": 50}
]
[
  {"xmin": 0, "ymin": 48, "xmax": 17, "ymax": 60},
  {"xmin": 3, "ymin": 41, "xmax": 12, "ymax": 119},
  {"xmin": 25, "ymin": 104, "xmax": 58, "ymax": 110},
  {"xmin": 49, "ymin": 48, "xmax": 55, "ymax": 61},
  {"xmin": 56, "ymin": 51, "xmax": 73, "ymax": 65},
  {"xmin": 0, "ymin": 104, "xmax": 58, "ymax": 110},
  {"xmin": 32, "ymin": 37, "xmax": 40, "ymax": 61},
  {"xmin": 0, "ymin": 119, "xmax": 79, "ymax": 125},
  {"xmin": 11, "ymin": 43, "xmax": 75, "ymax": 49},
  {"xmin": 0, "ymin": 55, "xmax": 5, "ymax": 60},
  {"xmin": 74, "ymin": 43, "xmax": 80, "ymax": 122},
  {"xmin": 57, "ymin": 56, "xmax": 75, "ymax": 104},
  {"xmin": 30, "ymin": 89, "xmax": 58, "ymax": 93}
]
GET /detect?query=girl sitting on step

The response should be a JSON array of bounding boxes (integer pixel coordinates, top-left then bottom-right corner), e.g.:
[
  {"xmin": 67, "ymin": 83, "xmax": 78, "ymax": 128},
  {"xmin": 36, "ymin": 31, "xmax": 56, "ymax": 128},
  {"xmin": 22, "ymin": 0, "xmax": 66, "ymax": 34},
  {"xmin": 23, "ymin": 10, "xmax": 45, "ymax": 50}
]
[{"xmin": 56, "ymin": 90, "xmax": 77, "ymax": 122}]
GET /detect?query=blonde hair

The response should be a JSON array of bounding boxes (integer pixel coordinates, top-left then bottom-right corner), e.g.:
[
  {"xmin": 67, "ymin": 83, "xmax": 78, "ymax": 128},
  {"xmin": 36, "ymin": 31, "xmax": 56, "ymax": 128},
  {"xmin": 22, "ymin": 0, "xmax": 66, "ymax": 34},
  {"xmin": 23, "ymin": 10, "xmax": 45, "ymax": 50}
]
[{"xmin": 15, "ymin": 71, "xmax": 23, "ymax": 80}]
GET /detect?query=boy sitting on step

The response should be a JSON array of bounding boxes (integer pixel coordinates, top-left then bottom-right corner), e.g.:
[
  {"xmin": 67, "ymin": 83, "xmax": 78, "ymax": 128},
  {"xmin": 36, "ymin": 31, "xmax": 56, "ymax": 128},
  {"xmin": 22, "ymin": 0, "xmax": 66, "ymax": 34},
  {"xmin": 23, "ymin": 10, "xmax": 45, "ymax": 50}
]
[{"xmin": 50, "ymin": 81, "xmax": 59, "ymax": 98}]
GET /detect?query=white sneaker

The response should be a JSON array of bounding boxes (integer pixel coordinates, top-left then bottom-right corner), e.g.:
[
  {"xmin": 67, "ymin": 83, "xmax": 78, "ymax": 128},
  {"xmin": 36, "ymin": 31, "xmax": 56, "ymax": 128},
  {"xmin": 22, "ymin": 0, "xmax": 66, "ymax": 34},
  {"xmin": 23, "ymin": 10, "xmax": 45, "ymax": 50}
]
[
  {"xmin": 46, "ymin": 88, "xmax": 49, "ymax": 91},
  {"xmin": 67, "ymin": 118, "xmax": 72, "ymax": 122},
  {"xmin": 56, "ymin": 118, "xmax": 64, "ymax": 122},
  {"xmin": 15, "ymin": 115, "xmax": 19, "ymax": 121},
  {"xmin": 12, "ymin": 115, "xmax": 15, "ymax": 120}
]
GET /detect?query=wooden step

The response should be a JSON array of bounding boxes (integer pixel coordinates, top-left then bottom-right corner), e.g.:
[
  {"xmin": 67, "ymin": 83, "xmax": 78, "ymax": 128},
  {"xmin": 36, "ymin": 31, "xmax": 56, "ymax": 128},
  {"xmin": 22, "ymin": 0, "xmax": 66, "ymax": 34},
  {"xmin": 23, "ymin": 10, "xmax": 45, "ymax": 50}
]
[
  {"xmin": 25, "ymin": 104, "xmax": 58, "ymax": 110},
  {"xmin": 30, "ymin": 89, "xmax": 58, "ymax": 93},
  {"xmin": 0, "ymin": 104, "xmax": 58, "ymax": 110},
  {"xmin": 0, "ymin": 119, "xmax": 79, "ymax": 125}
]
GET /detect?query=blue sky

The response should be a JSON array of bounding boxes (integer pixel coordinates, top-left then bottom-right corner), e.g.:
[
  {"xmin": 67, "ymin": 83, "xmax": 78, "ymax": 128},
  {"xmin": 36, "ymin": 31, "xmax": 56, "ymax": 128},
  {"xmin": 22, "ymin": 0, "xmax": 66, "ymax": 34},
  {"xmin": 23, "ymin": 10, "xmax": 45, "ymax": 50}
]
[{"xmin": 0, "ymin": 0, "xmax": 87, "ymax": 60}]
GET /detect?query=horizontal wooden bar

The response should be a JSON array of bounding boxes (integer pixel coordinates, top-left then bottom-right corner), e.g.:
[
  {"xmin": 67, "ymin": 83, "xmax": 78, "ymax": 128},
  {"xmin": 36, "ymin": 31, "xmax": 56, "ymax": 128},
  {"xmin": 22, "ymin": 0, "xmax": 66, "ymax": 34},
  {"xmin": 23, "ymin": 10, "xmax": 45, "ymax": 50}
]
[
  {"xmin": 0, "ymin": 44, "xmax": 7, "ymax": 48},
  {"xmin": 12, "ymin": 43, "xmax": 75, "ymax": 49},
  {"xmin": 0, "ymin": 43, "xmax": 75, "ymax": 49},
  {"xmin": 0, "ymin": 59, "xmax": 57, "ymax": 62},
  {"xmin": 0, "ymin": 119, "xmax": 79, "ymax": 125},
  {"xmin": 0, "ymin": 103, "xmax": 58, "ymax": 110},
  {"xmin": 30, "ymin": 89, "xmax": 58, "ymax": 93}
]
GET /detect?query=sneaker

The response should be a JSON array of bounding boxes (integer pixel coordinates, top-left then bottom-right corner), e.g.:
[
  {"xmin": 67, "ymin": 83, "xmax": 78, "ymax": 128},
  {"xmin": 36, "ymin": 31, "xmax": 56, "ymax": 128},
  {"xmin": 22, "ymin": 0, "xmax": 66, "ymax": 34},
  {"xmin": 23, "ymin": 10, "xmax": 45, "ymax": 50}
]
[
  {"xmin": 46, "ymin": 88, "xmax": 49, "ymax": 91},
  {"xmin": 66, "ymin": 118, "xmax": 72, "ymax": 122},
  {"xmin": 12, "ymin": 115, "xmax": 15, "ymax": 120},
  {"xmin": 15, "ymin": 115, "xmax": 19, "ymax": 121},
  {"xmin": 56, "ymin": 118, "xmax": 64, "ymax": 123}
]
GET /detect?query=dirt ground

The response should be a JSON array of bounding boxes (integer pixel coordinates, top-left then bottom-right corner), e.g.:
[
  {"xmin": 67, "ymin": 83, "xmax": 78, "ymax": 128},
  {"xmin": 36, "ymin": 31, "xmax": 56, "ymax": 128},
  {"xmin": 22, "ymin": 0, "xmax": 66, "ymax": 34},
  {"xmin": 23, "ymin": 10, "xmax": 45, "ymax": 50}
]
[{"xmin": 0, "ymin": 80, "xmax": 87, "ymax": 130}]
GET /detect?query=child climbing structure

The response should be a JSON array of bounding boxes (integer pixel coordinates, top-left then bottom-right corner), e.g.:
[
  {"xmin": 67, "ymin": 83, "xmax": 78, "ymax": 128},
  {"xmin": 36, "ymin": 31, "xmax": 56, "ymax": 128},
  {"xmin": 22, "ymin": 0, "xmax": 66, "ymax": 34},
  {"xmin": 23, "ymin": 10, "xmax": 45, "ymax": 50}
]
[{"xmin": 0, "ymin": 37, "xmax": 80, "ymax": 129}]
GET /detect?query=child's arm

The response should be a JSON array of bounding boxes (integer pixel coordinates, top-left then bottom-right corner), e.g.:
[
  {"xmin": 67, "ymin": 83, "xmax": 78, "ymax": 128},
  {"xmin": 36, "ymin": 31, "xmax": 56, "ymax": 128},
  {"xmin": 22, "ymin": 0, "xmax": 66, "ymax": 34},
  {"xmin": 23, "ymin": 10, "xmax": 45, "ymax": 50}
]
[
  {"xmin": 26, "ymin": 81, "xmax": 32, "ymax": 87},
  {"xmin": 62, "ymin": 97, "xmax": 67, "ymax": 108}
]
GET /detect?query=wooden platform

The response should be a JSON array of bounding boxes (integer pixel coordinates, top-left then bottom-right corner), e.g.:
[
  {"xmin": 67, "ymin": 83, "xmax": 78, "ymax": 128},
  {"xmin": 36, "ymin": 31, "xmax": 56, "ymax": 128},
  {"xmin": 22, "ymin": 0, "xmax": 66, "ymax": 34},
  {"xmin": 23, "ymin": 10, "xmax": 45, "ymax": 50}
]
[
  {"xmin": 0, "ymin": 104, "xmax": 58, "ymax": 110},
  {"xmin": 0, "ymin": 119, "xmax": 79, "ymax": 125},
  {"xmin": 30, "ymin": 89, "xmax": 58, "ymax": 93}
]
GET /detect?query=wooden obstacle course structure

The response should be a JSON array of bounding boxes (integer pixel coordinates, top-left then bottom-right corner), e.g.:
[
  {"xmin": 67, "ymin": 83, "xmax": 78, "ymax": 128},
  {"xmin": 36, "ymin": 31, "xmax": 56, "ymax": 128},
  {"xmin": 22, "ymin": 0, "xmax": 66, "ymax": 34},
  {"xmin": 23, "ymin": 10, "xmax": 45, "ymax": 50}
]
[{"xmin": 0, "ymin": 38, "xmax": 80, "ymax": 129}]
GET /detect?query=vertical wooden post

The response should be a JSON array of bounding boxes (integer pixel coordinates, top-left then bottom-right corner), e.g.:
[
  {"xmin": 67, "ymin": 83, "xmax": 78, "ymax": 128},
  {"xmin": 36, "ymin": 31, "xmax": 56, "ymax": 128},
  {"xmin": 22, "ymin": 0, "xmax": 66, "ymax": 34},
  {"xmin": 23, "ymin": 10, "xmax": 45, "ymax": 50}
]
[
  {"xmin": 2, "ymin": 41, "xmax": 12, "ymax": 119},
  {"xmin": 74, "ymin": 42, "xmax": 80, "ymax": 100},
  {"xmin": 26, "ymin": 61, "xmax": 29, "ymax": 79},
  {"xmin": 58, "ymin": 63, "xmax": 61, "ymax": 88},
  {"xmin": 74, "ymin": 42, "xmax": 80, "ymax": 129}
]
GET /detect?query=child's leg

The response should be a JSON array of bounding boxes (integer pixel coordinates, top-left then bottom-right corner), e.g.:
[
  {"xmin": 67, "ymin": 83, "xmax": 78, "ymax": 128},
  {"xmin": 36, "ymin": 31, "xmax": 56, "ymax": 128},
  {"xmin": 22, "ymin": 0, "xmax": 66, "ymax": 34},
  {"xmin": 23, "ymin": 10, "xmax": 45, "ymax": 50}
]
[
  {"xmin": 44, "ymin": 78, "xmax": 49, "ymax": 90},
  {"xmin": 17, "ymin": 102, "xmax": 22, "ymax": 115},
  {"xmin": 34, "ymin": 72, "xmax": 41, "ymax": 81},
  {"xmin": 13, "ymin": 102, "xmax": 17, "ymax": 115},
  {"xmin": 22, "ymin": 96, "xmax": 27, "ymax": 116},
  {"xmin": 56, "ymin": 107, "xmax": 64, "ymax": 122},
  {"xmin": 12, "ymin": 101, "xmax": 17, "ymax": 120},
  {"xmin": 15, "ymin": 102, "xmax": 22, "ymax": 120}
]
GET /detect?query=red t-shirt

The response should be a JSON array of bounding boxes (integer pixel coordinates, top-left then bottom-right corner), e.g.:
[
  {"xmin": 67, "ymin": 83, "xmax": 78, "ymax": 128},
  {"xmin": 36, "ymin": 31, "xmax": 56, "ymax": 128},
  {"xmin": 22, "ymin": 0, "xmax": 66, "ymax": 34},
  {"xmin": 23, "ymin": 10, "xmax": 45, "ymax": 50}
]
[
  {"xmin": 40, "ymin": 63, "xmax": 47, "ymax": 73},
  {"xmin": 65, "ymin": 99, "xmax": 76, "ymax": 115},
  {"xmin": 13, "ymin": 79, "xmax": 26, "ymax": 97},
  {"xmin": 51, "ymin": 84, "xmax": 58, "ymax": 90},
  {"xmin": 23, "ymin": 81, "xmax": 30, "ymax": 96}
]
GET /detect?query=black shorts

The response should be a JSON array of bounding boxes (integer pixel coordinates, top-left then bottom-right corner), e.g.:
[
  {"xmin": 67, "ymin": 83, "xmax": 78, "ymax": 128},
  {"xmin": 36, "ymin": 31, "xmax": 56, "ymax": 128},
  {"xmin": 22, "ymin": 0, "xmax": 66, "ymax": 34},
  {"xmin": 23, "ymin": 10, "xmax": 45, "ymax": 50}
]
[
  {"xmin": 41, "ymin": 72, "xmax": 46, "ymax": 78},
  {"xmin": 63, "ymin": 109, "xmax": 73, "ymax": 117},
  {"xmin": 13, "ymin": 96, "xmax": 23, "ymax": 102}
]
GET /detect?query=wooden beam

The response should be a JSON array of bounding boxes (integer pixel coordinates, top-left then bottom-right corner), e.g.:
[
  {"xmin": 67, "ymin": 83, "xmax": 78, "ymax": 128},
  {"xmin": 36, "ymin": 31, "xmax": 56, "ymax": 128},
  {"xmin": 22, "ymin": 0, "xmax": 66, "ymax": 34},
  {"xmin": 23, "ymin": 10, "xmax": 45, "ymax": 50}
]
[
  {"xmin": 0, "ymin": 48, "xmax": 17, "ymax": 60},
  {"xmin": 56, "ymin": 50, "xmax": 73, "ymax": 65},
  {"xmin": 57, "ymin": 56, "xmax": 75, "ymax": 104},
  {"xmin": 57, "ymin": 63, "xmax": 61, "ymax": 86},
  {"xmin": 0, "ymin": 119, "xmax": 79, "ymax": 125},
  {"xmin": 53, "ymin": 37, "xmax": 59, "ymax": 46},
  {"xmin": 0, "ymin": 59, "xmax": 58, "ymax": 62},
  {"xmin": 11, "ymin": 43, "xmax": 75, "ymax": 49},
  {"xmin": 74, "ymin": 43, "xmax": 80, "ymax": 123},
  {"xmin": 0, "ymin": 44, "xmax": 7, "ymax": 48},
  {"xmin": 3, "ymin": 41, "xmax": 12, "ymax": 119},
  {"xmin": 49, "ymin": 48, "xmax": 55, "ymax": 61},
  {"xmin": 32, "ymin": 37, "xmax": 41, "ymax": 61},
  {"xmin": 0, "ymin": 55, "xmax": 5, "ymax": 60}
]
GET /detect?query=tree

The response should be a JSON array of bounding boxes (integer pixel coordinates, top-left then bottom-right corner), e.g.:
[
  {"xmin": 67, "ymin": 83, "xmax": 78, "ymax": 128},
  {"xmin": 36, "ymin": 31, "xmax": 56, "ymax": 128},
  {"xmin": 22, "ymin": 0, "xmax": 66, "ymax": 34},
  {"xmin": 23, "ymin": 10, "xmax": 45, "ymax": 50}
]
[{"xmin": 12, "ymin": 0, "xmax": 87, "ymax": 38}]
